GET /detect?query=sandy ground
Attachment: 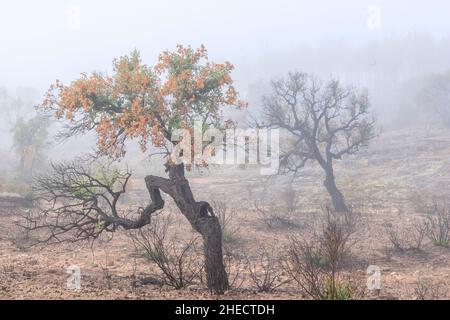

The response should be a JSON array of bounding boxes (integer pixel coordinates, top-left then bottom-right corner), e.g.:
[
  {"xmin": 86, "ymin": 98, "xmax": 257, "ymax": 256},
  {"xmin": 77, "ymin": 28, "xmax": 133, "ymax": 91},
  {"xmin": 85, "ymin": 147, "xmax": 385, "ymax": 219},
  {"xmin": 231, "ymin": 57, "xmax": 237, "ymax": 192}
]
[{"xmin": 1, "ymin": 127, "xmax": 450, "ymax": 300}]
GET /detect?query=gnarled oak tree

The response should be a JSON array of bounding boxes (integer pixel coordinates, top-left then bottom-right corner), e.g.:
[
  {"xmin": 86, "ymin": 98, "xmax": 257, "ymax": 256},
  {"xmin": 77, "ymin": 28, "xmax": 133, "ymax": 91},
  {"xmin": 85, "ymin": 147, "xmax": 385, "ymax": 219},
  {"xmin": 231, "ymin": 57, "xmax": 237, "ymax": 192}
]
[
  {"xmin": 35, "ymin": 45, "xmax": 245, "ymax": 294},
  {"xmin": 262, "ymin": 72, "xmax": 376, "ymax": 212}
]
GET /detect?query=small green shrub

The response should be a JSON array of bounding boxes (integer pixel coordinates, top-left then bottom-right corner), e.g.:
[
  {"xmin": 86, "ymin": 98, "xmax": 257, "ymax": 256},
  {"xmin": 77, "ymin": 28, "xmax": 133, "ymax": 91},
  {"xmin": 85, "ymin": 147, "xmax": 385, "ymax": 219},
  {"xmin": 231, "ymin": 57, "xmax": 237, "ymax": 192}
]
[
  {"xmin": 222, "ymin": 229, "xmax": 237, "ymax": 244},
  {"xmin": 323, "ymin": 279, "xmax": 354, "ymax": 300},
  {"xmin": 432, "ymin": 239, "xmax": 449, "ymax": 247}
]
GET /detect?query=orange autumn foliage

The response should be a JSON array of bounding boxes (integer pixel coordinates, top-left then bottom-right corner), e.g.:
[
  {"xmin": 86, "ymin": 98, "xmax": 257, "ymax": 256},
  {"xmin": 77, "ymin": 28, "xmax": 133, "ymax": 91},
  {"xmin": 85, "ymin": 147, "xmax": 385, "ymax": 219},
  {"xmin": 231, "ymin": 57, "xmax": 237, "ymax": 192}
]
[{"xmin": 41, "ymin": 45, "xmax": 246, "ymax": 158}]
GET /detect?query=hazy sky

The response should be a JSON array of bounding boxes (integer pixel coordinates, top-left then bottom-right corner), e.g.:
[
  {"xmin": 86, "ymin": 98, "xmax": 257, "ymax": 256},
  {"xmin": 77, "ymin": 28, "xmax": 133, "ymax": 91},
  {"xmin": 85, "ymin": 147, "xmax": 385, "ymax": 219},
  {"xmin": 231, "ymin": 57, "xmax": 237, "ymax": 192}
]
[{"xmin": 1, "ymin": 0, "xmax": 450, "ymax": 92}]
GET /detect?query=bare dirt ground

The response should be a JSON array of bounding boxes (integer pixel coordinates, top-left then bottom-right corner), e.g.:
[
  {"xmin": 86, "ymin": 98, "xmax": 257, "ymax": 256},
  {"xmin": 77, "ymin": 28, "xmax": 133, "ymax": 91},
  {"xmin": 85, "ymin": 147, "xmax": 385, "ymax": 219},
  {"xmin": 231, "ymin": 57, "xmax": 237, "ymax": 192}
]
[{"xmin": 1, "ymin": 127, "xmax": 450, "ymax": 300}]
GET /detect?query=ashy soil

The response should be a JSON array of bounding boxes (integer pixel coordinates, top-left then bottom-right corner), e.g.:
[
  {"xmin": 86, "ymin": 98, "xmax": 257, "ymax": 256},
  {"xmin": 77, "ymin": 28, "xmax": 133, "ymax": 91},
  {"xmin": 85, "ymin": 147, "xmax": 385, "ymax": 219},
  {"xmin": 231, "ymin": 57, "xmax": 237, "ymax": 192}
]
[{"xmin": 0, "ymin": 127, "xmax": 450, "ymax": 300}]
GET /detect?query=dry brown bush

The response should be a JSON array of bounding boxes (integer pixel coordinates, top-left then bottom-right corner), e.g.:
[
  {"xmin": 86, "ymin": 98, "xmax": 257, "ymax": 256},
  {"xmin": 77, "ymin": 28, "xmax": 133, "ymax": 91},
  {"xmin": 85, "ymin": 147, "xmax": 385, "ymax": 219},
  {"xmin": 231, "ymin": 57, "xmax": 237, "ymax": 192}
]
[
  {"xmin": 424, "ymin": 200, "xmax": 450, "ymax": 247},
  {"xmin": 212, "ymin": 200, "xmax": 240, "ymax": 243},
  {"xmin": 129, "ymin": 214, "xmax": 202, "ymax": 289},
  {"xmin": 245, "ymin": 245, "xmax": 289, "ymax": 292},
  {"xmin": 410, "ymin": 194, "xmax": 450, "ymax": 247},
  {"xmin": 414, "ymin": 276, "xmax": 446, "ymax": 300},
  {"xmin": 384, "ymin": 218, "xmax": 428, "ymax": 252},
  {"xmin": 283, "ymin": 207, "xmax": 362, "ymax": 300},
  {"xmin": 279, "ymin": 183, "xmax": 301, "ymax": 215},
  {"xmin": 222, "ymin": 248, "xmax": 247, "ymax": 290}
]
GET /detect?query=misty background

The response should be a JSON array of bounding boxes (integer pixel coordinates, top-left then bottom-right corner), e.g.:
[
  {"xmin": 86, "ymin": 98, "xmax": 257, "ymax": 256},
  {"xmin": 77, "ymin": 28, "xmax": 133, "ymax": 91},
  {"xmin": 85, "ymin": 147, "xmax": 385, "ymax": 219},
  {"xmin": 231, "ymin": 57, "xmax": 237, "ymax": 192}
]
[{"xmin": 1, "ymin": 0, "xmax": 450, "ymax": 162}]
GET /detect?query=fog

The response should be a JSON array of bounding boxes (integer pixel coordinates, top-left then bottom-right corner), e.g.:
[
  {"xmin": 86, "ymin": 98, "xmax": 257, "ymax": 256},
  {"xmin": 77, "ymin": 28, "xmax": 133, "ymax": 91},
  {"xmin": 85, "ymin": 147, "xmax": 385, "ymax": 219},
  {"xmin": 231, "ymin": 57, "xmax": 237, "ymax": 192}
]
[
  {"xmin": 3, "ymin": 1, "xmax": 450, "ymax": 301},
  {"xmin": 2, "ymin": 0, "xmax": 450, "ymax": 154},
  {"xmin": 2, "ymin": 0, "xmax": 450, "ymax": 88}
]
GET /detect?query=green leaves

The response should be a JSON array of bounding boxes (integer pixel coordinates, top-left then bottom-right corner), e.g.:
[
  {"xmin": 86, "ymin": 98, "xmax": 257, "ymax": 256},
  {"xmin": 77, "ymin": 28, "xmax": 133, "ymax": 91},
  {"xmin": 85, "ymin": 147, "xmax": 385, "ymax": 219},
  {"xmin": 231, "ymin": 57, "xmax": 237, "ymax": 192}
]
[
  {"xmin": 11, "ymin": 114, "xmax": 49, "ymax": 175},
  {"xmin": 61, "ymin": 164, "xmax": 124, "ymax": 200},
  {"xmin": 11, "ymin": 115, "xmax": 49, "ymax": 153},
  {"xmin": 94, "ymin": 166, "xmax": 122, "ymax": 190}
]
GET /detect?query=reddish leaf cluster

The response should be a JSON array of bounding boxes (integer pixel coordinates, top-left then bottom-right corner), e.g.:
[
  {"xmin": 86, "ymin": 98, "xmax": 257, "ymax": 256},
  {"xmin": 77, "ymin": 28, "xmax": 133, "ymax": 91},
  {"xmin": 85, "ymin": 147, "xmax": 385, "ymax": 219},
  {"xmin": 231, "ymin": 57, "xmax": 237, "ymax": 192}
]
[{"xmin": 42, "ymin": 45, "xmax": 246, "ymax": 157}]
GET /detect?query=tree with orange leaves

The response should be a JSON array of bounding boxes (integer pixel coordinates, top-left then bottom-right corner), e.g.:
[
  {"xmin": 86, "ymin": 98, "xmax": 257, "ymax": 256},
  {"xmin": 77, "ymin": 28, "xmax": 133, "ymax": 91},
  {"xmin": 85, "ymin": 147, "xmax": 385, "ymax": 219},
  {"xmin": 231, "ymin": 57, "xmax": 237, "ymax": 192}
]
[{"xmin": 33, "ymin": 45, "xmax": 246, "ymax": 294}]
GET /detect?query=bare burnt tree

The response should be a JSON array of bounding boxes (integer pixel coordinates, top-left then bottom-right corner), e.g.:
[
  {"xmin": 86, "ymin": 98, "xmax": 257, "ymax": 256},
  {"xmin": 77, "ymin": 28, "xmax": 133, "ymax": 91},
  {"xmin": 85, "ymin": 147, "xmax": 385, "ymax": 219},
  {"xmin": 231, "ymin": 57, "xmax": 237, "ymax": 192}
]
[{"xmin": 261, "ymin": 72, "xmax": 376, "ymax": 211}]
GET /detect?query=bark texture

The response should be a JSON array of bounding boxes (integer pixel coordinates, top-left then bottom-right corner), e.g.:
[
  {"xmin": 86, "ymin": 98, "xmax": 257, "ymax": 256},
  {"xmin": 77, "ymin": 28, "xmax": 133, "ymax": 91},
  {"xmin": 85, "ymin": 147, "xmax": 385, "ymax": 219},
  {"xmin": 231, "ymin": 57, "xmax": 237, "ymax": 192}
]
[{"xmin": 144, "ymin": 163, "xmax": 229, "ymax": 294}]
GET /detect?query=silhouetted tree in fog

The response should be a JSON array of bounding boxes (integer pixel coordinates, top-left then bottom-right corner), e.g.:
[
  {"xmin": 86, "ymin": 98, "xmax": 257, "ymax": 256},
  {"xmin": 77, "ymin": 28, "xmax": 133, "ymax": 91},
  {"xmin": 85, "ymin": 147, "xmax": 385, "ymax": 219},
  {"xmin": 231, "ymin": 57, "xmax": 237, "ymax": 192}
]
[
  {"xmin": 11, "ymin": 114, "xmax": 49, "ymax": 176},
  {"xmin": 262, "ymin": 72, "xmax": 376, "ymax": 211},
  {"xmin": 417, "ymin": 71, "xmax": 450, "ymax": 128}
]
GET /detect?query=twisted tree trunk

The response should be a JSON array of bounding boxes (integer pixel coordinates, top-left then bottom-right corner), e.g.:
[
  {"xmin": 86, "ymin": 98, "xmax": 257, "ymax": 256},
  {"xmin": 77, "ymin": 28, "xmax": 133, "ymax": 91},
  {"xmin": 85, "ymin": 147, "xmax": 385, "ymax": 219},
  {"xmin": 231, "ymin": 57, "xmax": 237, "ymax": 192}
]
[{"xmin": 144, "ymin": 163, "xmax": 229, "ymax": 294}]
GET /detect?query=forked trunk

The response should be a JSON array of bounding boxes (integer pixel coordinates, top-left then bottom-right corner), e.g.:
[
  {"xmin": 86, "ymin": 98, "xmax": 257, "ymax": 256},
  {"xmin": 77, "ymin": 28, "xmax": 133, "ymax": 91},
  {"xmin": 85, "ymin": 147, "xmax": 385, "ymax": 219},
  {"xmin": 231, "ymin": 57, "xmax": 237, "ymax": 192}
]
[{"xmin": 144, "ymin": 163, "xmax": 229, "ymax": 294}]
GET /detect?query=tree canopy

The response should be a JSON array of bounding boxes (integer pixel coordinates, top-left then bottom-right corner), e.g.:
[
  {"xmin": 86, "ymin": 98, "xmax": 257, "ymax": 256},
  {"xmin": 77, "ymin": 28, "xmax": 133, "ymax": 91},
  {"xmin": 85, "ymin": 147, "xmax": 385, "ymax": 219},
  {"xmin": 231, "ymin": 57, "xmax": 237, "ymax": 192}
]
[
  {"xmin": 263, "ymin": 72, "xmax": 376, "ymax": 175},
  {"xmin": 41, "ymin": 45, "xmax": 246, "ymax": 158},
  {"xmin": 262, "ymin": 72, "xmax": 376, "ymax": 211}
]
